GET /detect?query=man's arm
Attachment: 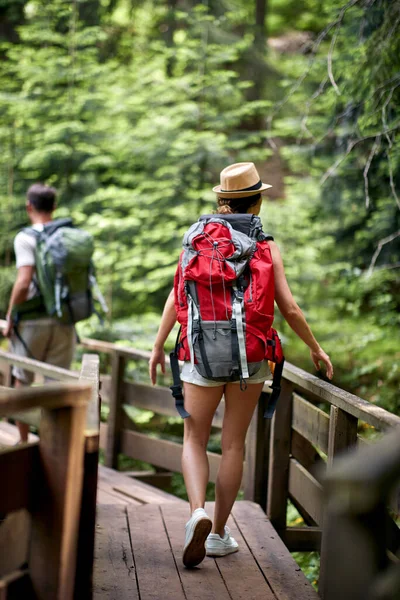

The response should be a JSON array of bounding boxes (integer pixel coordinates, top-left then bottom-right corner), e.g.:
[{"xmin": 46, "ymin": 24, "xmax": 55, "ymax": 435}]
[{"xmin": 2, "ymin": 266, "xmax": 34, "ymax": 337}]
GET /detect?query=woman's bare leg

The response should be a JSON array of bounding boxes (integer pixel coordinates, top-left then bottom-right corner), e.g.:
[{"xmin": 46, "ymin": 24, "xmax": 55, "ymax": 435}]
[
  {"xmin": 182, "ymin": 382, "xmax": 224, "ymax": 513},
  {"xmin": 213, "ymin": 382, "xmax": 264, "ymax": 536}
]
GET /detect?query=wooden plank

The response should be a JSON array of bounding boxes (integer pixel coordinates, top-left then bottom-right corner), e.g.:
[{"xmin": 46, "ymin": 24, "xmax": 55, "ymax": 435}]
[
  {"xmin": 292, "ymin": 393, "xmax": 330, "ymax": 454},
  {"xmin": 29, "ymin": 396, "xmax": 88, "ymax": 599},
  {"xmin": 121, "ymin": 428, "xmax": 222, "ymax": 483},
  {"xmin": 291, "ymin": 430, "xmax": 325, "ymax": 483},
  {"xmin": 97, "ymin": 487, "xmax": 130, "ymax": 505},
  {"xmin": 0, "ymin": 510, "xmax": 31, "ymax": 578},
  {"xmin": 205, "ymin": 502, "xmax": 276, "ymax": 600},
  {"xmin": 0, "ymin": 349, "xmax": 80, "ymax": 382},
  {"xmin": 288, "ymin": 458, "xmax": 323, "ymax": 526},
  {"xmin": 80, "ymin": 354, "xmax": 100, "ymax": 433},
  {"xmin": 232, "ymin": 501, "xmax": 319, "ymax": 600},
  {"xmin": 283, "ymin": 361, "xmax": 400, "ymax": 430},
  {"xmin": 127, "ymin": 504, "xmax": 186, "ymax": 600},
  {"xmin": 243, "ymin": 391, "xmax": 271, "ymax": 507},
  {"xmin": 160, "ymin": 503, "xmax": 232, "ymax": 600},
  {"xmin": 74, "ymin": 353, "xmax": 101, "ymax": 598},
  {"xmin": 0, "ymin": 382, "xmax": 90, "ymax": 415},
  {"xmin": 101, "ymin": 378, "xmax": 226, "ymax": 428},
  {"xmin": 267, "ymin": 380, "xmax": 293, "ymax": 531},
  {"xmin": 106, "ymin": 352, "xmax": 126, "ymax": 469},
  {"xmin": 327, "ymin": 406, "xmax": 358, "ymax": 468},
  {"xmin": 93, "ymin": 504, "xmax": 139, "ymax": 599},
  {"xmin": 280, "ymin": 526, "xmax": 322, "ymax": 552},
  {"xmin": 98, "ymin": 465, "xmax": 185, "ymax": 505},
  {"xmin": 100, "ymin": 423, "xmax": 222, "ymax": 483},
  {"xmin": 74, "ymin": 443, "xmax": 99, "ymax": 598},
  {"xmin": 0, "ymin": 444, "xmax": 39, "ymax": 514}
]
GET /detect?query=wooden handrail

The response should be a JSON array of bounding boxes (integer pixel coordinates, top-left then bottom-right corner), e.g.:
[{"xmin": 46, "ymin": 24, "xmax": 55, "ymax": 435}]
[
  {"xmin": 0, "ymin": 382, "xmax": 90, "ymax": 415},
  {"xmin": 78, "ymin": 337, "xmax": 400, "ymax": 430},
  {"xmin": 0, "ymin": 348, "xmax": 80, "ymax": 380}
]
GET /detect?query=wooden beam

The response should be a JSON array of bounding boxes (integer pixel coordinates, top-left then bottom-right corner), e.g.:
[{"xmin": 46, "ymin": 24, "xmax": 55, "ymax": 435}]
[
  {"xmin": 0, "ymin": 382, "xmax": 90, "ymax": 415},
  {"xmin": 105, "ymin": 352, "xmax": 126, "ymax": 469},
  {"xmin": 29, "ymin": 391, "xmax": 89, "ymax": 599},
  {"xmin": 281, "ymin": 526, "xmax": 322, "ymax": 552},
  {"xmin": 100, "ymin": 423, "xmax": 222, "ymax": 483},
  {"xmin": 267, "ymin": 380, "xmax": 293, "ymax": 531},
  {"xmin": 243, "ymin": 391, "xmax": 271, "ymax": 507},
  {"xmin": 291, "ymin": 429, "xmax": 325, "ymax": 483},
  {"xmin": 0, "ymin": 444, "xmax": 39, "ymax": 514},
  {"xmin": 74, "ymin": 353, "xmax": 101, "ymax": 599},
  {"xmin": 0, "ymin": 349, "xmax": 79, "ymax": 381},
  {"xmin": 283, "ymin": 362, "xmax": 400, "ymax": 430},
  {"xmin": 101, "ymin": 377, "xmax": 226, "ymax": 428},
  {"xmin": 288, "ymin": 458, "xmax": 323, "ymax": 526},
  {"xmin": 79, "ymin": 338, "xmax": 400, "ymax": 431},
  {"xmin": 292, "ymin": 393, "xmax": 330, "ymax": 454},
  {"xmin": 327, "ymin": 406, "xmax": 358, "ymax": 468}
]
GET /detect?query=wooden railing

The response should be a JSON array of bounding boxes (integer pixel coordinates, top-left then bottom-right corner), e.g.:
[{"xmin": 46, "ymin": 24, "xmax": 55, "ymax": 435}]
[
  {"xmin": 77, "ymin": 338, "xmax": 400, "ymax": 560},
  {"xmin": 321, "ymin": 425, "xmax": 400, "ymax": 600},
  {"xmin": 0, "ymin": 352, "xmax": 100, "ymax": 600},
  {"xmin": 1, "ymin": 333, "xmax": 399, "ymax": 597}
]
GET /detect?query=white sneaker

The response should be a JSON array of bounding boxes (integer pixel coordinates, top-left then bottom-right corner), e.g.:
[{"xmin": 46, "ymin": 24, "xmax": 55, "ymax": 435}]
[
  {"xmin": 205, "ymin": 526, "xmax": 239, "ymax": 557},
  {"xmin": 182, "ymin": 508, "xmax": 212, "ymax": 568}
]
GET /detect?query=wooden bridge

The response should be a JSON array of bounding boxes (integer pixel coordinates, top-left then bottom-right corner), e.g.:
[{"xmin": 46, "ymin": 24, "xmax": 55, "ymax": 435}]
[{"xmin": 0, "ymin": 334, "xmax": 399, "ymax": 599}]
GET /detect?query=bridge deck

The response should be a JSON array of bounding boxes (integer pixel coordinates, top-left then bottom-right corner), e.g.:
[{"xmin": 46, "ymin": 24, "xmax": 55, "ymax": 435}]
[
  {"xmin": 1, "ymin": 421, "xmax": 318, "ymax": 599},
  {"xmin": 94, "ymin": 501, "xmax": 318, "ymax": 600}
]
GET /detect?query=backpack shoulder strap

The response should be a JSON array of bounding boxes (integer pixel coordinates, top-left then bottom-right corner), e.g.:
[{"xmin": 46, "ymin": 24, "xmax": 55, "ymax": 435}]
[{"xmin": 21, "ymin": 226, "xmax": 41, "ymax": 239}]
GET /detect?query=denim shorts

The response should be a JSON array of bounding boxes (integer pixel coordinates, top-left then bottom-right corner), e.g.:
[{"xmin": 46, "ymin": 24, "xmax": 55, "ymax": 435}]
[{"xmin": 180, "ymin": 360, "xmax": 270, "ymax": 387}]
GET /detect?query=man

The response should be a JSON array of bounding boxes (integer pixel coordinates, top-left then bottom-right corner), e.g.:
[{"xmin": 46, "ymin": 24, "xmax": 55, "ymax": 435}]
[{"xmin": 2, "ymin": 183, "xmax": 75, "ymax": 442}]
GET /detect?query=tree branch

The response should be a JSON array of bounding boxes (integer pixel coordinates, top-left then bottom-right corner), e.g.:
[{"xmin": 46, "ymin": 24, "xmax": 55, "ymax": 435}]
[
  {"xmin": 320, "ymin": 124, "xmax": 400, "ymax": 185},
  {"xmin": 363, "ymin": 135, "xmax": 380, "ymax": 209},
  {"xmin": 367, "ymin": 230, "xmax": 400, "ymax": 277}
]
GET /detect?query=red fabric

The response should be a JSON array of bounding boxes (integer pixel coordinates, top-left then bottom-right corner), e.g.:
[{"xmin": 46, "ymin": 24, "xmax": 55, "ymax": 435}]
[{"xmin": 174, "ymin": 223, "xmax": 283, "ymax": 365}]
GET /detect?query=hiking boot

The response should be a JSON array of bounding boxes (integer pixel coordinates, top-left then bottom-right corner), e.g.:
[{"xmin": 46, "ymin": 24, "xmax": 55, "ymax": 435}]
[
  {"xmin": 205, "ymin": 526, "xmax": 239, "ymax": 557},
  {"xmin": 182, "ymin": 508, "xmax": 212, "ymax": 568}
]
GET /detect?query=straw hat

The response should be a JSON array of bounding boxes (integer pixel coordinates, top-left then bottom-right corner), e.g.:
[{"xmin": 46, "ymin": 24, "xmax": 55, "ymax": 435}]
[{"xmin": 213, "ymin": 162, "xmax": 272, "ymax": 198}]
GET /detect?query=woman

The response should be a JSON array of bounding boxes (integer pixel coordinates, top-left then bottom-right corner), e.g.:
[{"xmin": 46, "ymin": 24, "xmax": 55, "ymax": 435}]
[{"xmin": 149, "ymin": 162, "xmax": 333, "ymax": 569}]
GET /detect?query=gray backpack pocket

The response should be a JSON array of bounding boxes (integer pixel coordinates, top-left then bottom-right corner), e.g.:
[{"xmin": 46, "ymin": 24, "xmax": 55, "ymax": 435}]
[{"xmin": 193, "ymin": 321, "xmax": 262, "ymax": 382}]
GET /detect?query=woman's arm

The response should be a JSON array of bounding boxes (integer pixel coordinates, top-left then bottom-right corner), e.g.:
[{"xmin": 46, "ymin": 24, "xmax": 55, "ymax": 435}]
[
  {"xmin": 149, "ymin": 288, "xmax": 177, "ymax": 385},
  {"xmin": 268, "ymin": 241, "xmax": 333, "ymax": 379}
]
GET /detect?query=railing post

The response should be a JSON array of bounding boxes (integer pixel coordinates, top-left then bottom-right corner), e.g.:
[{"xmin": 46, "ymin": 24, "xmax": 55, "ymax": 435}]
[
  {"xmin": 266, "ymin": 379, "xmax": 293, "ymax": 532},
  {"xmin": 29, "ymin": 393, "xmax": 88, "ymax": 599},
  {"xmin": 105, "ymin": 351, "xmax": 126, "ymax": 469},
  {"xmin": 243, "ymin": 390, "xmax": 271, "ymax": 509},
  {"xmin": 319, "ymin": 406, "xmax": 358, "ymax": 596},
  {"xmin": 74, "ymin": 354, "xmax": 101, "ymax": 600}
]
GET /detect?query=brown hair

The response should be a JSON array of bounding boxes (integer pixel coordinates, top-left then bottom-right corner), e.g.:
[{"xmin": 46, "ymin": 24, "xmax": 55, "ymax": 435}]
[
  {"xmin": 216, "ymin": 193, "xmax": 261, "ymax": 215},
  {"xmin": 27, "ymin": 183, "xmax": 57, "ymax": 213}
]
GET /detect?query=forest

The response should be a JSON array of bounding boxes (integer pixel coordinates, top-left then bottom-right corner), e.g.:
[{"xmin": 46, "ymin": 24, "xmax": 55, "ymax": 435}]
[{"xmin": 0, "ymin": 0, "xmax": 399, "ymax": 416}]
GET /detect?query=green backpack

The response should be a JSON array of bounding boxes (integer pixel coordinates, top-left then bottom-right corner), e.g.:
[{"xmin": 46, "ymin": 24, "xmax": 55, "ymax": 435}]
[{"xmin": 16, "ymin": 218, "xmax": 108, "ymax": 324}]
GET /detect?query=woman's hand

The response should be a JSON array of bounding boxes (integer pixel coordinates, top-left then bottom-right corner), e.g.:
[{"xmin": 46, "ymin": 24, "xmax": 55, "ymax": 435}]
[
  {"xmin": 310, "ymin": 347, "xmax": 333, "ymax": 380},
  {"xmin": 149, "ymin": 346, "xmax": 166, "ymax": 385}
]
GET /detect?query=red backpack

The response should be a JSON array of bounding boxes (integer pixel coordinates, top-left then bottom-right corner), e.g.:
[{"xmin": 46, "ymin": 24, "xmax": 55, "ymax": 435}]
[{"xmin": 169, "ymin": 214, "xmax": 284, "ymax": 418}]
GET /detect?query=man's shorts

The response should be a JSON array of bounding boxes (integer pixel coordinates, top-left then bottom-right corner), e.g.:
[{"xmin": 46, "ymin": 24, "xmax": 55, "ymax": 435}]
[
  {"xmin": 180, "ymin": 359, "xmax": 270, "ymax": 387},
  {"xmin": 11, "ymin": 318, "xmax": 76, "ymax": 384}
]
